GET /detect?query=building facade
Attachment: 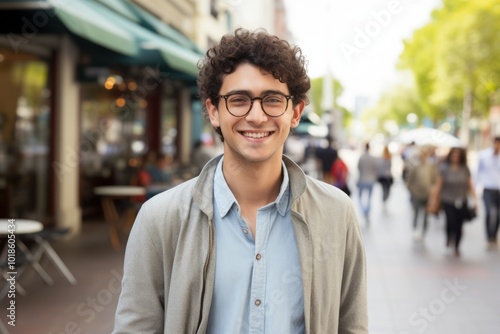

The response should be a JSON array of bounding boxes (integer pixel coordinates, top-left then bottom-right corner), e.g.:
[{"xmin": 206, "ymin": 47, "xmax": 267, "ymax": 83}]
[
  {"xmin": 0, "ymin": 0, "xmax": 290, "ymax": 234},
  {"xmin": 0, "ymin": 0, "xmax": 235, "ymax": 232}
]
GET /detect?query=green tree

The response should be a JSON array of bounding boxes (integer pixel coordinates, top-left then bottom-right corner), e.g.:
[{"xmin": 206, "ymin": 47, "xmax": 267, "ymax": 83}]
[
  {"xmin": 310, "ymin": 76, "xmax": 352, "ymax": 127},
  {"xmin": 400, "ymin": 0, "xmax": 500, "ymax": 143},
  {"xmin": 399, "ymin": 23, "xmax": 442, "ymax": 125},
  {"xmin": 361, "ymin": 83, "xmax": 421, "ymax": 136}
]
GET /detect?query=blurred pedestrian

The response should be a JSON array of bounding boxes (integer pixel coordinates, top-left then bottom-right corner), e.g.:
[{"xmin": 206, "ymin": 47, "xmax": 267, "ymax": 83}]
[
  {"xmin": 357, "ymin": 142, "xmax": 378, "ymax": 222},
  {"xmin": 476, "ymin": 136, "xmax": 500, "ymax": 250},
  {"xmin": 315, "ymin": 135, "xmax": 338, "ymax": 184},
  {"xmin": 376, "ymin": 145, "xmax": 393, "ymax": 205},
  {"xmin": 432, "ymin": 147, "xmax": 477, "ymax": 257},
  {"xmin": 406, "ymin": 146, "xmax": 437, "ymax": 241},
  {"xmin": 143, "ymin": 153, "xmax": 179, "ymax": 199},
  {"xmin": 191, "ymin": 139, "xmax": 215, "ymax": 174},
  {"xmin": 146, "ymin": 153, "xmax": 173, "ymax": 184},
  {"xmin": 129, "ymin": 154, "xmax": 151, "ymax": 203},
  {"xmin": 331, "ymin": 156, "xmax": 351, "ymax": 196},
  {"xmin": 401, "ymin": 141, "xmax": 417, "ymax": 181},
  {"xmin": 113, "ymin": 28, "xmax": 367, "ymax": 334}
]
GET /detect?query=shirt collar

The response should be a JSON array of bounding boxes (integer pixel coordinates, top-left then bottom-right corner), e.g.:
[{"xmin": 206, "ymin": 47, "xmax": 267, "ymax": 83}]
[{"xmin": 213, "ymin": 157, "xmax": 290, "ymax": 218}]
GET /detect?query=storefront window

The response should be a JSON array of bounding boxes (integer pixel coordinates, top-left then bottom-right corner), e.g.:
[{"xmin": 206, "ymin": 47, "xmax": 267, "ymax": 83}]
[
  {"xmin": 0, "ymin": 48, "xmax": 50, "ymax": 219},
  {"xmin": 161, "ymin": 84, "xmax": 178, "ymax": 157},
  {"xmin": 80, "ymin": 76, "xmax": 148, "ymax": 217}
]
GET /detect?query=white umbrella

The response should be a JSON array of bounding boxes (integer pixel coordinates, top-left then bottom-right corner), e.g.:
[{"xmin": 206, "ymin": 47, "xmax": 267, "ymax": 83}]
[{"xmin": 397, "ymin": 128, "xmax": 464, "ymax": 147}]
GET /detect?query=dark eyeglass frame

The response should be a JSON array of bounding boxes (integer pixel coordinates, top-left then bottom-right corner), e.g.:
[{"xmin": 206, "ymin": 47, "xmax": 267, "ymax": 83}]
[{"xmin": 219, "ymin": 92, "xmax": 294, "ymax": 117}]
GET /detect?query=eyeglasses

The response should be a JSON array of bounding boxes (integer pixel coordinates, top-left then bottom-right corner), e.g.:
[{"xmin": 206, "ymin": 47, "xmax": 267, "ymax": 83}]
[{"xmin": 219, "ymin": 92, "xmax": 293, "ymax": 117}]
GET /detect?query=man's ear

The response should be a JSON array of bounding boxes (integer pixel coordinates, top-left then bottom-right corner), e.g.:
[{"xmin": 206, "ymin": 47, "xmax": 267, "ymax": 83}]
[
  {"xmin": 290, "ymin": 101, "xmax": 305, "ymax": 128},
  {"xmin": 206, "ymin": 98, "xmax": 220, "ymax": 128}
]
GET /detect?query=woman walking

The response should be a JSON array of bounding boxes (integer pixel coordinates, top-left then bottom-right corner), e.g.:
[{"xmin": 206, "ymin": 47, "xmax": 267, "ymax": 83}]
[
  {"xmin": 377, "ymin": 145, "xmax": 393, "ymax": 205},
  {"xmin": 433, "ymin": 147, "xmax": 477, "ymax": 257}
]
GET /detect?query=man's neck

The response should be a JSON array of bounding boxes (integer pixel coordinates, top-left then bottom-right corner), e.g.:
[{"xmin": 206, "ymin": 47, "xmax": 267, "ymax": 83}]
[{"xmin": 222, "ymin": 156, "xmax": 283, "ymax": 208}]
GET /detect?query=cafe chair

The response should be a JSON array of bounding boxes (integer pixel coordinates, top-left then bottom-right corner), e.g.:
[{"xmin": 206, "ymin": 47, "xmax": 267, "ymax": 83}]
[
  {"xmin": 22, "ymin": 227, "xmax": 77, "ymax": 285},
  {"xmin": 0, "ymin": 237, "xmax": 54, "ymax": 295},
  {"xmin": 0, "ymin": 252, "xmax": 29, "ymax": 299}
]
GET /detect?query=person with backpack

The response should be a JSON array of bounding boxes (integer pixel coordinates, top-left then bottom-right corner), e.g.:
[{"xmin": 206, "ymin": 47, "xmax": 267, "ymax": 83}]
[
  {"xmin": 315, "ymin": 135, "xmax": 338, "ymax": 184},
  {"xmin": 331, "ymin": 156, "xmax": 350, "ymax": 196},
  {"xmin": 406, "ymin": 146, "xmax": 437, "ymax": 242}
]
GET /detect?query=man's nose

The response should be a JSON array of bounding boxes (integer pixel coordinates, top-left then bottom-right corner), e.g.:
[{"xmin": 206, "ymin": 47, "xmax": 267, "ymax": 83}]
[{"xmin": 245, "ymin": 99, "xmax": 268, "ymax": 123}]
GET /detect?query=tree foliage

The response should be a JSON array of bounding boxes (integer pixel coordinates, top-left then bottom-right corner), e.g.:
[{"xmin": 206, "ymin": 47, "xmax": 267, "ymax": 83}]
[
  {"xmin": 310, "ymin": 76, "xmax": 352, "ymax": 126},
  {"xmin": 361, "ymin": 83, "xmax": 421, "ymax": 135},
  {"xmin": 399, "ymin": 0, "xmax": 500, "ymax": 126}
]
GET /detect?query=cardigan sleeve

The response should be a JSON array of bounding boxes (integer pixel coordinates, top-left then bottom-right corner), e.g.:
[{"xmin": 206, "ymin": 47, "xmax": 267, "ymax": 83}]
[{"xmin": 113, "ymin": 204, "xmax": 165, "ymax": 334}]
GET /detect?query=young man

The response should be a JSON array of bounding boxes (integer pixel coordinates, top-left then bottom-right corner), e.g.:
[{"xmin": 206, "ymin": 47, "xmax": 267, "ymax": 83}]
[
  {"xmin": 476, "ymin": 136, "xmax": 500, "ymax": 250},
  {"xmin": 357, "ymin": 142, "xmax": 378, "ymax": 222},
  {"xmin": 113, "ymin": 29, "xmax": 367, "ymax": 334}
]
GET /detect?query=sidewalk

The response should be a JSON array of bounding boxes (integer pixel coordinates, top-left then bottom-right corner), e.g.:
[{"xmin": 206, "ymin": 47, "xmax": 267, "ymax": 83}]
[{"xmin": 342, "ymin": 149, "xmax": 500, "ymax": 334}]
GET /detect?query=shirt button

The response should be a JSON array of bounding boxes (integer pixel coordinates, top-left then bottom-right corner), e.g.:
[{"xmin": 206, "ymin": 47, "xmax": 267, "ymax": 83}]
[
  {"xmin": 255, "ymin": 253, "xmax": 262, "ymax": 260},
  {"xmin": 242, "ymin": 229, "xmax": 249, "ymax": 234},
  {"xmin": 254, "ymin": 299, "xmax": 261, "ymax": 306}
]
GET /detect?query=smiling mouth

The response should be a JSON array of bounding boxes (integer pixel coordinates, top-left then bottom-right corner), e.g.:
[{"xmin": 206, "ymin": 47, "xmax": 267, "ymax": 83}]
[{"xmin": 240, "ymin": 131, "xmax": 272, "ymax": 139}]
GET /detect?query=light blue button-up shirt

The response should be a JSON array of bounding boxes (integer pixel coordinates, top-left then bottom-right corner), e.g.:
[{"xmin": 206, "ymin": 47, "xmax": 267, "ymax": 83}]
[
  {"xmin": 476, "ymin": 147, "xmax": 500, "ymax": 190},
  {"xmin": 206, "ymin": 157, "xmax": 305, "ymax": 334}
]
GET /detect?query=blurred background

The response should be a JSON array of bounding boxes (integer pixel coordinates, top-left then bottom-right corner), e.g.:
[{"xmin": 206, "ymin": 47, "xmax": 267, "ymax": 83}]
[{"xmin": 0, "ymin": 0, "xmax": 499, "ymax": 333}]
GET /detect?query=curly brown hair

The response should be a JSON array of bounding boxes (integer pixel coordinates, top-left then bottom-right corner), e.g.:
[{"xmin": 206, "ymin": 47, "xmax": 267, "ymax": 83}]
[{"xmin": 197, "ymin": 28, "xmax": 311, "ymax": 141}]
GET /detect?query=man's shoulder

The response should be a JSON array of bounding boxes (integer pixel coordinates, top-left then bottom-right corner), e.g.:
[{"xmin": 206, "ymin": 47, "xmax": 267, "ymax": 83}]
[
  {"xmin": 143, "ymin": 178, "xmax": 198, "ymax": 212},
  {"xmin": 296, "ymin": 176, "xmax": 357, "ymax": 232},
  {"xmin": 134, "ymin": 177, "xmax": 205, "ymax": 236},
  {"xmin": 303, "ymin": 175, "xmax": 352, "ymax": 204}
]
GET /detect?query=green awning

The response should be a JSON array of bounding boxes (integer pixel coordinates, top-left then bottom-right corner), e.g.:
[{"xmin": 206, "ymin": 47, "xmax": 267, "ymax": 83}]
[
  {"xmin": 48, "ymin": 0, "xmax": 202, "ymax": 76},
  {"xmin": 126, "ymin": 24, "xmax": 202, "ymax": 76},
  {"xmin": 48, "ymin": 0, "xmax": 138, "ymax": 56},
  {"xmin": 95, "ymin": 0, "xmax": 138, "ymax": 22},
  {"xmin": 130, "ymin": 4, "xmax": 201, "ymax": 52}
]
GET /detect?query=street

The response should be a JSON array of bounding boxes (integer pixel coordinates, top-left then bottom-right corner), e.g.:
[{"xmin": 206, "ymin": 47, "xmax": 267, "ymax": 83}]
[{"xmin": 341, "ymin": 149, "xmax": 500, "ymax": 334}]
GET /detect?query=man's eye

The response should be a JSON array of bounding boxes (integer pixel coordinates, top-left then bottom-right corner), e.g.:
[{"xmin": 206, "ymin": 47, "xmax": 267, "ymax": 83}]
[
  {"xmin": 264, "ymin": 96, "xmax": 284, "ymax": 103},
  {"xmin": 229, "ymin": 96, "xmax": 250, "ymax": 103}
]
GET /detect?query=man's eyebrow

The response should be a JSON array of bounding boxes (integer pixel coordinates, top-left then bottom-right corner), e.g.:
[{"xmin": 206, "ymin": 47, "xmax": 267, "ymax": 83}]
[
  {"xmin": 222, "ymin": 89, "xmax": 288, "ymax": 96},
  {"xmin": 222, "ymin": 89, "xmax": 251, "ymax": 96}
]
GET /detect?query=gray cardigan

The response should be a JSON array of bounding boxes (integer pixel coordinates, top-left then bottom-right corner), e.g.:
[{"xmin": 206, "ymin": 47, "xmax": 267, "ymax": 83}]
[{"xmin": 113, "ymin": 155, "xmax": 368, "ymax": 334}]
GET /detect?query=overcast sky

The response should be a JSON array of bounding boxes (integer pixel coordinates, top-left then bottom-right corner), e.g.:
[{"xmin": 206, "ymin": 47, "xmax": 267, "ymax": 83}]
[{"xmin": 284, "ymin": 0, "xmax": 442, "ymax": 110}]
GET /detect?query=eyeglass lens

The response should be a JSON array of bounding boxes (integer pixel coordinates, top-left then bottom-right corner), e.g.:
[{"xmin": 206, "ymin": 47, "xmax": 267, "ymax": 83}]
[{"xmin": 224, "ymin": 94, "xmax": 290, "ymax": 117}]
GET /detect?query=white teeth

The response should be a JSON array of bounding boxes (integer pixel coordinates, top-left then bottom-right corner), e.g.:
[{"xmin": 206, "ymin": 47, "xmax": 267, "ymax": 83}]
[{"xmin": 242, "ymin": 132, "xmax": 270, "ymax": 138}]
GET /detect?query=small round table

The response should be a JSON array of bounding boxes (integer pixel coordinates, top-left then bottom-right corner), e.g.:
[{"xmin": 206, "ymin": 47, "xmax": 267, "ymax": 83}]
[
  {"xmin": 0, "ymin": 219, "xmax": 43, "ymax": 234},
  {"xmin": 94, "ymin": 186, "xmax": 146, "ymax": 250}
]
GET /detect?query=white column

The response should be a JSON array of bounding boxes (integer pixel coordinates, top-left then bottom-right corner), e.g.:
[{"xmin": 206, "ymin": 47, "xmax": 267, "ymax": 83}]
[{"xmin": 52, "ymin": 35, "xmax": 81, "ymax": 234}]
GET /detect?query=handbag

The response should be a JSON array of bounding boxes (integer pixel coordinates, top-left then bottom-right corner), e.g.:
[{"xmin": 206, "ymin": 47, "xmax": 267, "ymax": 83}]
[
  {"xmin": 426, "ymin": 185, "xmax": 441, "ymax": 215},
  {"xmin": 463, "ymin": 198, "xmax": 477, "ymax": 222},
  {"xmin": 377, "ymin": 175, "xmax": 393, "ymax": 185}
]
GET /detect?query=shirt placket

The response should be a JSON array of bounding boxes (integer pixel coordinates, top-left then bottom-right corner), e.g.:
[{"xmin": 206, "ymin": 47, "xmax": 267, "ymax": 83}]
[{"xmin": 249, "ymin": 208, "xmax": 270, "ymax": 334}]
